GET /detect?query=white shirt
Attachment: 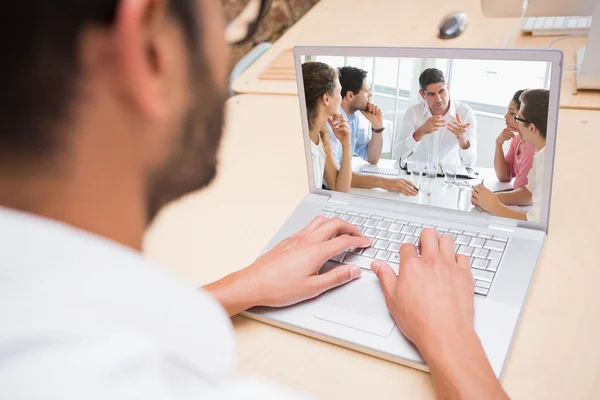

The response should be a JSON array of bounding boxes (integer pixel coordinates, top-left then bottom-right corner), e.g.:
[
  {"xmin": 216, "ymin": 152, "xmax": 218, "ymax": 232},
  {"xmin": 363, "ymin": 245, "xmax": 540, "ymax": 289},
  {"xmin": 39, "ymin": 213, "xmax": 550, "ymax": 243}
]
[
  {"xmin": 311, "ymin": 135, "xmax": 326, "ymax": 189},
  {"xmin": 0, "ymin": 207, "xmax": 307, "ymax": 399},
  {"xmin": 525, "ymin": 146, "xmax": 546, "ymax": 223},
  {"xmin": 393, "ymin": 99, "xmax": 477, "ymax": 167}
]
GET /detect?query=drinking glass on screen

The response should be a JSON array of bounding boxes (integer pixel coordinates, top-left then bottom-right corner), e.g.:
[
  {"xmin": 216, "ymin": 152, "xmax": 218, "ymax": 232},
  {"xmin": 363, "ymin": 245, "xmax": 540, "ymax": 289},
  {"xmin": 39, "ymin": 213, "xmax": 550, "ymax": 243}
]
[
  {"xmin": 407, "ymin": 160, "xmax": 423, "ymax": 186},
  {"xmin": 444, "ymin": 163, "xmax": 457, "ymax": 184},
  {"xmin": 426, "ymin": 155, "xmax": 438, "ymax": 181}
]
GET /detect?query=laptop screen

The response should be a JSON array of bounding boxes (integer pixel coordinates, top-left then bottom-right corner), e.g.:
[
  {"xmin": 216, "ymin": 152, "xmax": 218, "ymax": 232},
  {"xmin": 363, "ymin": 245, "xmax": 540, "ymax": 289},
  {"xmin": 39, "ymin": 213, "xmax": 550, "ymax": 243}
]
[{"xmin": 298, "ymin": 50, "xmax": 556, "ymax": 225}]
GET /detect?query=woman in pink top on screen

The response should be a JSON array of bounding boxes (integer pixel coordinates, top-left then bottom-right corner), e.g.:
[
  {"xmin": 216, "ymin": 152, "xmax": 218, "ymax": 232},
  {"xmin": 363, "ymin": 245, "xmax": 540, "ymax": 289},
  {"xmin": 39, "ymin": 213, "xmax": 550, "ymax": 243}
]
[{"xmin": 494, "ymin": 89, "xmax": 536, "ymax": 189}]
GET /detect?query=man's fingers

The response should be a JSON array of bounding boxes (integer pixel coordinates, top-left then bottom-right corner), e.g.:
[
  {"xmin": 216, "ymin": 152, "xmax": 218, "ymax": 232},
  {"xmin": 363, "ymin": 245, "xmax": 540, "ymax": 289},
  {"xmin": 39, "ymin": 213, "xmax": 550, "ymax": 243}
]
[
  {"xmin": 456, "ymin": 113, "xmax": 463, "ymax": 124},
  {"xmin": 293, "ymin": 216, "xmax": 329, "ymax": 237},
  {"xmin": 439, "ymin": 234, "xmax": 456, "ymax": 262},
  {"xmin": 311, "ymin": 218, "xmax": 366, "ymax": 243},
  {"xmin": 313, "ymin": 264, "xmax": 362, "ymax": 295},
  {"xmin": 370, "ymin": 260, "xmax": 397, "ymax": 298},
  {"xmin": 418, "ymin": 228, "xmax": 440, "ymax": 259},
  {"xmin": 317, "ymin": 234, "xmax": 372, "ymax": 261},
  {"xmin": 399, "ymin": 243, "xmax": 419, "ymax": 267}
]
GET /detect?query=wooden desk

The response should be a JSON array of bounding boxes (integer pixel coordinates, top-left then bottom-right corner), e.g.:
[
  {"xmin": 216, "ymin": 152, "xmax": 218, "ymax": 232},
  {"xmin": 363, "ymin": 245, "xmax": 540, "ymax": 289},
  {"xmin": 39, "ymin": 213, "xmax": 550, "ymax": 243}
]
[
  {"xmin": 231, "ymin": 0, "xmax": 600, "ymax": 111},
  {"xmin": 144, "ymin": 95, "xmax": 600, "ymax": 399}
]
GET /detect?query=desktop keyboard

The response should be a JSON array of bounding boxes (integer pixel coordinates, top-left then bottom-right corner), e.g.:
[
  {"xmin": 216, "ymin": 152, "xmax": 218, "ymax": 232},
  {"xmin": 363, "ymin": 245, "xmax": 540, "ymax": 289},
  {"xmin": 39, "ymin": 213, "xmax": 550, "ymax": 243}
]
[
  {"xmin": 319, "ymin": 205, "xmax": 509, "ymax": 297},
  {"xmin": 522, "ymin": 16, "xmax": 592, "ymax": 36}
]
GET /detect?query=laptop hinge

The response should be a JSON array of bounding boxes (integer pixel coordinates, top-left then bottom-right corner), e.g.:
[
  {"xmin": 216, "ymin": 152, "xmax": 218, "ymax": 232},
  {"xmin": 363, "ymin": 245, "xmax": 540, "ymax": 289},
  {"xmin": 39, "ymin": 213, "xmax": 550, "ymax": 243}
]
[
  {"xmin": 487, "ymin": 225, "xmax": 515, "ymax": 233},
  {"xmin": 328, "ymin": 198, "xmax": 349, "ymax": 205}
]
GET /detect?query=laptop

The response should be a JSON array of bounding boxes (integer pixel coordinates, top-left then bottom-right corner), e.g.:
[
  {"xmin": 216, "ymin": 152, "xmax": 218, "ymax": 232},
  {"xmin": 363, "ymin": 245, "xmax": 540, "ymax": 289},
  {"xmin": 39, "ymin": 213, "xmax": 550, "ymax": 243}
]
[{"xmin": 242, "ymin": 46, "xmax": 562, "ymax": 377}]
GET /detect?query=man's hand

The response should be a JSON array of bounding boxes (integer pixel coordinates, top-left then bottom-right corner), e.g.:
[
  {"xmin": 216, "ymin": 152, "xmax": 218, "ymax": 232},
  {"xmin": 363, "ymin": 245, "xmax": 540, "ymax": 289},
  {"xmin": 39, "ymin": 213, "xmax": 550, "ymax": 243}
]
[
  {"xmin": 414, "ymin": 115, "xmax": 446, "ymax": 141},
  {"xmin": 380, "ymin": 177, "xmax": 419, "ymax": 196},
  {"xmin": 471, "ymin": 184, "xmax": 501, "ymax": 214},
  {"xmin": 370, "ymin": 229, "xmax": 474, "ymax": 353},
  {"xmin": 360, "ymin": 101, "xmax": 384, "ymax": 130},
  {"xmin": 369, "ymin": 230, "xmax": 509, "ymax": 400},
  {"xmin": 496, "ymin": 128, "xmax": 515, "ymax": 146},
  {"xmin": 328, "ymin": 115, "xmax": 352, "ymax": 144},
  {"xmin": 448, "ymin": 114, "xmax": 471, "ymax": 149},
  {"xmin": 205, "ymin": 217, "xmax": 372, "ymax": 315}
]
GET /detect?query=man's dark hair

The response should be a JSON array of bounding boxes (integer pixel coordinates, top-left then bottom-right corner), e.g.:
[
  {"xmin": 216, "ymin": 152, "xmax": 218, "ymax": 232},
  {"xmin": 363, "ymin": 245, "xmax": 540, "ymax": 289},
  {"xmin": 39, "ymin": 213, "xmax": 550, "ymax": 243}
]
[
  {"xmin": 418, "ymin": 68, "xmax": 446, "ymax": 92},
  {"xmin": 520, "ymin": 89, "xmax": 550, "ymax": 139},
  {"xmin": 0, "ymin": 1, "xmax": 198, "ymax": 164},
  {"xmin": 337, "ymin": 66, "xmax": 368, "ymax": 99}
]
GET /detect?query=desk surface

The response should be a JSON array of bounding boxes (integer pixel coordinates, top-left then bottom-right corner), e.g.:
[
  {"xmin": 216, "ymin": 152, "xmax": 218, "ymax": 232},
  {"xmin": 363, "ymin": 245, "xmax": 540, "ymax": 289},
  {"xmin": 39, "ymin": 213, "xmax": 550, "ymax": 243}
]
[
  {"xmin": 232, "ymin": 0, "xmax": 600, "ymax": 111},
  {"xmin": 144, "ymin": 95, "xmax": 600, "ymax": 400}
]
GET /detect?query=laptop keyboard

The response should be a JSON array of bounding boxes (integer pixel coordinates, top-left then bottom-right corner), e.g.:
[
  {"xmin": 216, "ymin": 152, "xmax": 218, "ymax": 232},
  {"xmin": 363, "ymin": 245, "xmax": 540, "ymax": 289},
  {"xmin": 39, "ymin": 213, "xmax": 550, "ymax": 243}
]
[{"xmin": 319, "ymin": 205, "xmax": 509, "ymax": 297}]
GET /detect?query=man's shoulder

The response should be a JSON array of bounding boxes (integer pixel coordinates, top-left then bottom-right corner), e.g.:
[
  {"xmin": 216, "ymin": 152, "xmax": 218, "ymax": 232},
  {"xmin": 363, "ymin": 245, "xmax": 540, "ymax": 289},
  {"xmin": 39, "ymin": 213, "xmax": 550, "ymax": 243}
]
[{"xmin": 454, "ymin": 98, "xmax": 474, "ymax": 113}]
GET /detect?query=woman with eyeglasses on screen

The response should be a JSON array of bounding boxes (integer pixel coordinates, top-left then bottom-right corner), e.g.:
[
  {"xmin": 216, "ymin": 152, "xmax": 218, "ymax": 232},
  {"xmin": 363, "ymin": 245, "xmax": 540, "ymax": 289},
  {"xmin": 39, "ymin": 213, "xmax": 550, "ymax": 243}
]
[
  {"xmin": 302, "ymin": 62, "xmax": 352, "ymax": 193},
  {"xmin": 472, "ymin": 89, "xmax": 549, "ymax": 223},
  {"xmin": 493, "ymin": 89, "xmax": 536, "ymax": 190}
]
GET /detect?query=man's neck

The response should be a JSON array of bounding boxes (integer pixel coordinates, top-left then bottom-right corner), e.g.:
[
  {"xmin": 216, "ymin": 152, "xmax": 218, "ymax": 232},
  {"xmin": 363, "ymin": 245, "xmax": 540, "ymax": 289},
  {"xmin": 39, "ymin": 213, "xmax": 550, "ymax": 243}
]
[
  {"xmin": 0, "ymin": 165, "xmax": 147, "ymax": 251},
  {"xmin": 341, "ymin": 101, "xmax": 354, "ymax": 117}
]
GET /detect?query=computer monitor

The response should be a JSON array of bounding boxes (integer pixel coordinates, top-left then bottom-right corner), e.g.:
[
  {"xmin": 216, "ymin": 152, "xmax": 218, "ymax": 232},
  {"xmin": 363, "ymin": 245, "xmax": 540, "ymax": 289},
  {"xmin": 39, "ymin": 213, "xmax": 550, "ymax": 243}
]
[{"xmin": 482, "ymin": 0, "xmax": 600, "ymax": 90}]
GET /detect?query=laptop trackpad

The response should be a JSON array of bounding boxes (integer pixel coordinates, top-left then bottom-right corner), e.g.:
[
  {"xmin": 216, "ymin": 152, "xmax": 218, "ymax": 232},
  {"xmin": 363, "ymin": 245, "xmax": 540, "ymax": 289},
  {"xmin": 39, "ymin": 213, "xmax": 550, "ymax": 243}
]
[{"xmin": 314, "ymin": 269, "xmax": 396, "ymax": 337}]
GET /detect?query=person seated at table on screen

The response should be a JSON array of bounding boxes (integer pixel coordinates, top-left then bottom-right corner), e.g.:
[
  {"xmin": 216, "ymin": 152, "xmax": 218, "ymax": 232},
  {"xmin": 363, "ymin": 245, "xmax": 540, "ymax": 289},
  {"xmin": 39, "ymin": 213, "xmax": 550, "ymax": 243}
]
[
  {"xmin": 472, "ymin": 89, "xmax": 549, "ymax": 223},
  {"xmin": 302, "ymin": 62, "xmax": 352, "ymax": 192},
  {"xmin": 392, "ymin": 68, "xmax": 477, "ymax": 168},
  {"xmin": 327, "ymin": 66, "xmax": 417, "ymax": 196},
  {"xmin": 494, "ymin": 89, "xmax": 536, "ymax": 190}
]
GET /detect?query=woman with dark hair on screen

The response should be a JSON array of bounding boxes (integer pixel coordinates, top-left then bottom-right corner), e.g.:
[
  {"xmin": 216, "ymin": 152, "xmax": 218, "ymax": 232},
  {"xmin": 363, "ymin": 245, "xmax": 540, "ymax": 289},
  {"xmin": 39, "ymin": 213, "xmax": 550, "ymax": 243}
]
[
  {"xmin": 493, "ymin": 89, "xmax": 536, "ymax": 190},
  {"xmin": 302, "ymin": 62, "xmax": 352, "ymax": 192}
]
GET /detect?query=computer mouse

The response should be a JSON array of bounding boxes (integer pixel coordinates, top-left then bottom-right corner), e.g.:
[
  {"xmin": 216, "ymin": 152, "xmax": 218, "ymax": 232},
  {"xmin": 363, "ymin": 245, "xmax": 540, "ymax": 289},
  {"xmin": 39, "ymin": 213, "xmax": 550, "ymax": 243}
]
[{"xmin": 438, "ymin": 12, "xmax": 469, "ymax": 39}]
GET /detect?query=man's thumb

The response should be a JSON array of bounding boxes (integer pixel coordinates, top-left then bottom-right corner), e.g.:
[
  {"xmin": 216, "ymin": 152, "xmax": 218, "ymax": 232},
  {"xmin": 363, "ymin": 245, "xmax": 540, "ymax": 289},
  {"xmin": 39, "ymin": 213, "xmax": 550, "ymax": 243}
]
[{"xmin": 370, "ymin": 260, "xmax": 396, "ymax": 296}]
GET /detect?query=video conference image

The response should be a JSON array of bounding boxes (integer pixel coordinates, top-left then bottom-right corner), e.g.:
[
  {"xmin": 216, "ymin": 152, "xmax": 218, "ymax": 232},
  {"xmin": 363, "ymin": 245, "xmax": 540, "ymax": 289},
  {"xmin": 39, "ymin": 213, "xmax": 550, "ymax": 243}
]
[{"xmin": 300, "ymin": 55, "xmax": 551, "ymax": 223}]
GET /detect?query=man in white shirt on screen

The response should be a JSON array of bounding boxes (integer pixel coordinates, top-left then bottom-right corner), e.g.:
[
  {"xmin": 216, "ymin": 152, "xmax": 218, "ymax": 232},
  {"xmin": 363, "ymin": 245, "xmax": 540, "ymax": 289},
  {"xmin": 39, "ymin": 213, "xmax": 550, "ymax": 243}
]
[
  {"xmin": 393, "ymin": 68, "xmax": 478, "ymax": 167},
  {"xmin": 0, "ymin": 1, "xmax": 509, "ymax": 399}
]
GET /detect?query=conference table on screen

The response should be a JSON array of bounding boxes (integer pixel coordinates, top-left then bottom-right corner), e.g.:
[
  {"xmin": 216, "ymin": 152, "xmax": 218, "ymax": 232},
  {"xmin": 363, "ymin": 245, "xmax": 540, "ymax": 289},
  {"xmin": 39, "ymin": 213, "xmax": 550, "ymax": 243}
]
[{"xmin": 349, "ymin": 157, "xmax": 529, "ymax": 214}]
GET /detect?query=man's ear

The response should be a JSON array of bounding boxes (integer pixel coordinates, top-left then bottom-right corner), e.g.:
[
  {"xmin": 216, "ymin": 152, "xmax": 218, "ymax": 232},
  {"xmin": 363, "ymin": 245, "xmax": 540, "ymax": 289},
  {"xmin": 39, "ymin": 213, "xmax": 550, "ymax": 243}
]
[
  {"xmin": 113, "ymin": 0, "xmax": 171, "ymax": 119},
  {"xmin": 419, "ymin": 89, "xmax": 425, "ymax": 100}
]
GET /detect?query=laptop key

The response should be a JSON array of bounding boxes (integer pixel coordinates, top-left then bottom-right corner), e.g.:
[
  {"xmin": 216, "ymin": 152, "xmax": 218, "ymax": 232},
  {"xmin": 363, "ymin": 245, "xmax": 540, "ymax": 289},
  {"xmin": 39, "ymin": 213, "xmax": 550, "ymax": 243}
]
[
  {"xmin": 409, "ymin": 222, "xmax": 422, "ymax": 227},
  {"xmin": 450, "ymin": 229, "xmax": 463, "ymax": 234},
  {"xmin": 318, "ymin": 211, "xmax": 331, "ymax": 218},
  {"xmin": 376, "ymin": 230, "xmax": 391, "ymax": 240},
  {"xmin": 371, "ymin": 215, "xmax": 384, "ymax": 221},
  {"xmin": 456, "ymin": 235, "xmax": 471, "ymax": 245},
  {"xmin": 487, "ymin": 257, "xmax": 501, "ymax": 272},
  {"xmin": 363, "ymin": 218, "xmax": 377, "ymax": 228},
  {"xmin": 349, "ymin": 247, "xmax": 364, "ymax": 255},
  {"xmin": 351, "ymin": 216, "xmax": 366, "ymax": 226},
  {"xmin": 389, "ymin": 233, "xmax": 405, "ymax": 243},
  {"xmin": 472, "ymin": 258, "xmax": 489, "ymax": 270},
  {"xmin": 389, "ymin": 223, "xmax": 402, "ymax": 233},
  {"xmin": 484, "ymin": 240, "xmax": 506, "ymax": 252},
  {"xmin": 383, "ymin": 217, "xmax": 396, "ymax": 223},
  {"xmin": 323, "ymin": 206, "xmax": 335, "ymax": 212},
  {"xmin": 389, "ymin": 252, "xmax": 400, "ymax": 264},
  {"xmin": 469, "ymin": 237, "xmax": 486, "ymax": 248},
  {"xmin": 359, "ymin": 212, "xmax": 371, "ymax": 218},
  {"xmin": 347, "ymin": 210, "xmax": 360, "ymax": 216},
  {"xmin": 463, "ymin": 230, "xmax": 478, "ymax": 237},
  {"xmin": 330, "ymin": 252, "xmax": 346, "ymax": 263},
  {"xmin": 396, "ymin": 219, "xmax": 409, "ymax": 225},
  {"xmin": 343, "ymin": 254, "xmax": 375, "ymax": 270},
  {"xmin": 375, "ymin": 250, "xmax": 391, "ymax": 260},
  {"xmin": 458, "ymin": 245, "xmax": 475, "ymax": 256},
  {"xmin": 374, "ymin": 240, "xmax": 390, "ymax": 250},
  {"xmin": 493, "ymin": 235, "xmax": 509, "ymax": 242},
  {"xmin": 472, "ymin": 268, "xmax": 494, "ymax": 282},
  {"xmin": 364, "ymin": 228, "xmax": 377, "ymax": 238},
  {"xmin": 474, "ymin": 287, "xmax": 489, "ymax": 296},
  {"xmin": 340, "ymin": 214, "xmax": 353, "ymax": 222},
  {"xmin": 472, "ymin": 248, "xmax": 489, "ymax": 259},
  {"xmin": 330, "ymin": 212, "xmax": 342, "ymax": 219},
  {"xmin": 387, "ymin": 242, "xmax": 401, "ymax": 252},
  {"xmin": 335, "ymin": 209, "xmax": 348, "ymax": 214},
  {"xmin": 401, "ymin": 225, "xmax": 417, "ymax": 235},
  {"xmin": 376, "ymin": 221, "xmax": 391, "ymax": 230},
  {"xmin": 436, "ymin": 226, "xmax": 450, "ymax": 232},
  {"xmin": 422, "ymin": 224, "xmax": 435, "ymax": 229},
  {"xmin": 475, "ymin": 280, "xmax": 492, "ymax": 289},
  {"xmin": 414, "ymin": 227, "xmax": 424, "ymax": 236},
  {"xmin": 403, "ymin": 236, "xmax": 419, "ymax": 245},
  {"xmin": 478, "ymin": 233, "xmax": 493, "ymax": 239},
  {"xmin": 362, "ymin": 247, "xmax": 378, "ymax": 258}
]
